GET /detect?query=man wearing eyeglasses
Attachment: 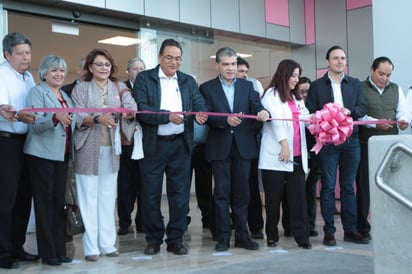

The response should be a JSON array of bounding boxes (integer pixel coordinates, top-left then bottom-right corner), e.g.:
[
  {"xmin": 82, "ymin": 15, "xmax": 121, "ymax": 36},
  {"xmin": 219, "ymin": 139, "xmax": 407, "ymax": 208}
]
[{"xmin": 133, "ymin": 38, "xmax": 207, "ymax": 256}]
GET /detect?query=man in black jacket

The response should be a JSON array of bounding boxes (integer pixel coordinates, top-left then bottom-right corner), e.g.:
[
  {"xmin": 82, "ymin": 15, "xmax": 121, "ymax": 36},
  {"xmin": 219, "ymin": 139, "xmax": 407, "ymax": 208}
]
[
  {"xmin": 133, "ymin": 39, "xmax": 207, "ymax": 256},
  {"xmin": 117, "ymin": 57, "xmax": 146, "ymax": 235},
  {"xmin": 306, "ymin": 45, "xmax": 368, "ymax": 247}
]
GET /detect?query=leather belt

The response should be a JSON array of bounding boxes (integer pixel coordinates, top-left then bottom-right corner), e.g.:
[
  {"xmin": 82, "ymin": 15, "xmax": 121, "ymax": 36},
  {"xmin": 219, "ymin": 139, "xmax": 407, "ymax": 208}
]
[
  {"xmin": 157, "ymin": 133, "xmax": 184, "ymax": 141},
  {"xmin": 0, "ymin": 131, "xmax": 27, "ymax": 139}
]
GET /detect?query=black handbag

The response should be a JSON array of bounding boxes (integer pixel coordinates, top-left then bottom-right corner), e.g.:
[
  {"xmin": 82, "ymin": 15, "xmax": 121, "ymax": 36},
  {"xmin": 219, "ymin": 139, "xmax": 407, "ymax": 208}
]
[{"xmin": 65, "ymin": 184, "xmax": 85, "ymax": 236}]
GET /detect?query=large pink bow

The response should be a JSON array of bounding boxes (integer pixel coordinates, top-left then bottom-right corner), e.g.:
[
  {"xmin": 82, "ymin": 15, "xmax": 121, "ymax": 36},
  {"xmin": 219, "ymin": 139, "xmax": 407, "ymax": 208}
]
[{"xmin": 308, "ymin": 103, "xmax": 353, "ymax": 154}]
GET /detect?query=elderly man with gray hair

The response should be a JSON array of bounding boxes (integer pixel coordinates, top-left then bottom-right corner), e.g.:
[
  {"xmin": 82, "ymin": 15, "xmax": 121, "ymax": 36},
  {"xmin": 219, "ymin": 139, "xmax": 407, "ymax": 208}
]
[{"xmin": 0, "ymin": 32, "xmax": 38, "ymax": 269}]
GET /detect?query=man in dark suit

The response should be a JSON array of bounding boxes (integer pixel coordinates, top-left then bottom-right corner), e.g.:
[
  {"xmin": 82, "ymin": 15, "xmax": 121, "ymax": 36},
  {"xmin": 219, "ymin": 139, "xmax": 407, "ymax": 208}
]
[
  {"xmin": 133, "ymin": 39, "xmax": 207, "ymax": 256},
  {"xmin": 199, "ymin": 47, "xmax": 269, "ymax": 252},
  {"xmin": 236, "ymin": 56, "xmax": 264, "ymax": 240},
  {"xmin": 116, "ymin": 57, "xmax": 146, "ymax": 235}
]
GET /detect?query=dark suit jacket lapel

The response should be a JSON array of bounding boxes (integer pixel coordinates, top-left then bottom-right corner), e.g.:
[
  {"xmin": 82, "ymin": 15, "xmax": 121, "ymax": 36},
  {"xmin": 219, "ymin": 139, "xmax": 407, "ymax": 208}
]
[
  {"xmin": 213, "ymin": 77, "xmax": 232, "ymax": 113},
  {"xmin": 233, "ymin": 80, "xmax": 242, "ymax": 113},
  {"xmin": 178, "ymin": 76, "xmax": 189, "ymax": 112}
]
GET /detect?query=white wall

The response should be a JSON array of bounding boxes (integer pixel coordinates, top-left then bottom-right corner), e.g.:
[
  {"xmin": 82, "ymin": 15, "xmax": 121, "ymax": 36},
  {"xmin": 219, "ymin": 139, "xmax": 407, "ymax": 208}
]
[{"xmin": 373, "ymin": 0, "xmax": 412, "ymax": 93}]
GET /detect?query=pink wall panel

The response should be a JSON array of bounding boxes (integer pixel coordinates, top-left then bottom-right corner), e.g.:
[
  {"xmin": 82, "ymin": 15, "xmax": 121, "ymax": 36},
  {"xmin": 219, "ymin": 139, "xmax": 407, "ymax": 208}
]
[
  {"xmin": 305, "ymin": 0, "xmax": 315, "ymax": 44},
  {"xmin": 316, "ymin": 68, "xmax": 328, "ymax": 79},
  {"xmin": 346, "ymin": 0, "xmax": 372, "ymax": 10},
  {"xmin": 265, "ymin": 0, "xmax": 289, "ymax": 27}
]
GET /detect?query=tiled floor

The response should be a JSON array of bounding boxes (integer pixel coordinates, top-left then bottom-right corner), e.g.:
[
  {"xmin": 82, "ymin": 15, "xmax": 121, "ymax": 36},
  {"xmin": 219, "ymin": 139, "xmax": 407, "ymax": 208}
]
[{"xmin": 2, "ymin": 196, "xmax": 373, "ymax": 274}]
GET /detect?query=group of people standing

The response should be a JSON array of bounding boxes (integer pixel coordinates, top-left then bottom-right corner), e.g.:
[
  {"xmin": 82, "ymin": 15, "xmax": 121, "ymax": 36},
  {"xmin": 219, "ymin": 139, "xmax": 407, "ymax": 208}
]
[{"xmin": 1, "ymin": 31, "xmax": 410, "ymax": 270}]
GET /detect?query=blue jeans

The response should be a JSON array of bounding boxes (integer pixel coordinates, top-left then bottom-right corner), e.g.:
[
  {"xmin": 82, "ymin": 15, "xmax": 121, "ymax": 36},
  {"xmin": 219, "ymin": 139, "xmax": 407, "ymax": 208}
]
[{"xmin": 318, "ymin": 137, "xmax": 360, "ymax": 234}]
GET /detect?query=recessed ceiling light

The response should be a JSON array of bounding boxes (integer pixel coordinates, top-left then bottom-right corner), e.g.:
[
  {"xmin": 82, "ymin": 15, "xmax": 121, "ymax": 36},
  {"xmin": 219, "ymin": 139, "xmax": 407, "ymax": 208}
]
[
  {"xmin": 52, "ymin": 20, "xmax": 79, "ymax": 36},
  {"xmin": 98, "ymin": 36, "xmax": 141, "ymax": 46}
]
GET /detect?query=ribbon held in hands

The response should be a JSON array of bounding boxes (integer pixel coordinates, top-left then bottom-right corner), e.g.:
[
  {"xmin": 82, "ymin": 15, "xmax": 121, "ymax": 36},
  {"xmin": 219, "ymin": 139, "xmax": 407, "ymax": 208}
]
[{"xmin": 308, "ymin": 103, "xmax": 353, "ymax": 154}]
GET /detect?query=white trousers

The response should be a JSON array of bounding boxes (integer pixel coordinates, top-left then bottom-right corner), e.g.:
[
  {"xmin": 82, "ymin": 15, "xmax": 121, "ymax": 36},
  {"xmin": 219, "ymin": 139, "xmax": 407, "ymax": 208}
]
[{"xmin": 75, "ymin": 146, "xmax": 118, "ymax": 256}]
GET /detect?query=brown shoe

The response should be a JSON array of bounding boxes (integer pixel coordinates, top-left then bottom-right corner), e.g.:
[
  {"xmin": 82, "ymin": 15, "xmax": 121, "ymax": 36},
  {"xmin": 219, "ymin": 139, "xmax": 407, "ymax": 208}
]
[
  {"xmin": 344, "ymin": 231, "xmax": 369, "ymax": 244},
  {"xmin": 323, "ymin": 233, "xmax": 336, "ymax": 246}
]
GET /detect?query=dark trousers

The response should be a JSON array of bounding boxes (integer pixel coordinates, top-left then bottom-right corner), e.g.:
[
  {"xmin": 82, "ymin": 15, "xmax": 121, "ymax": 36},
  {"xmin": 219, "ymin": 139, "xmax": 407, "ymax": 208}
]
[
  {"xmin": 262, "ymin": 157, "xmax": 308, "ymax": 242},
  {"xmin": 0, "ymin": 135, "xmax": 31, "ymax": 259},
  {"xmin": 281, "ymin": 185, "xmax": 290, "ymax": 233},
  {"xmin": 191, "ymin": 144, "xmax": 213, "ymax": 226},
  {"xmin": 248, "ymin": 158, "xmax": 264, "ymax": 232},
  {"xmin": 282, "ymin": 159, "xmax": 321, "ymax": 234},
  {"xmin": 27, "ymin": 154, "xmax": 67, "ymax": 259},
  {"xmin": 211, "ymin": 143, "xmax": 251, "ymax": 241},
  {"xmin": 319, "ymin": 139, "xmax": 360, "ymax": 234},
  {"xmin": 355, "ymin": 142, "xmax": 371, "ymax": 234},
  {"xmin": 117, "ymin": 145, "xmax": 142, "ymax": 231},
  {"xmin": 139, "ymin": 135, "xmax": 191, "ymax": 245}
]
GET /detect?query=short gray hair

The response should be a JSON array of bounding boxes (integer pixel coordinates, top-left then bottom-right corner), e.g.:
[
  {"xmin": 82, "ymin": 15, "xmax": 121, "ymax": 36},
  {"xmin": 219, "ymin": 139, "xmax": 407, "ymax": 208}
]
[
  {"xmin": 127, "ymin": 57, "xmax": 146, "ymax": 70},
  {"xmin": 2, "ymin": 32, "xmax": 32, "ymax": 58},
  {"xmin": 38, "ymin": 55, "xmax": 67, "ymax": 81},
  {"xmin": 215, "ymin": 47, "xmax": 237, "ymax": 63}
]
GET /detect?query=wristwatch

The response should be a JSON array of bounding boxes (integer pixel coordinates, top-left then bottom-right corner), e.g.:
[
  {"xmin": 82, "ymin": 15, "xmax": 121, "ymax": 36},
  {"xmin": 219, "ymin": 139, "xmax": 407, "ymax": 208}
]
[{"xmin": 93, "ymin": 115, "xmax": 100, "ymax": 124}]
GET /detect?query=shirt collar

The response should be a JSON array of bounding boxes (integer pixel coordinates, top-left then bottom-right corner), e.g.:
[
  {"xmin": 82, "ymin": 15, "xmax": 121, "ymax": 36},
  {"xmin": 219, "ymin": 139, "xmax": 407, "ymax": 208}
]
[
  {"xmin": 368, "ymin": 76, "xmax": 387, "ymax": 92},
  {"xmin": 327, "ymin": 71, "xmax": 345, "ymax": 83},
  {"xmin": 218, "ymin": 75, "xmax": 236, "ymax": 87},
  {"xmin": 158, "ymin": 67, "xmax": 178, "ymax": 80},
  {"xmin": 5, "ymin": 61, "xmax": 31, "ymax": 79}
]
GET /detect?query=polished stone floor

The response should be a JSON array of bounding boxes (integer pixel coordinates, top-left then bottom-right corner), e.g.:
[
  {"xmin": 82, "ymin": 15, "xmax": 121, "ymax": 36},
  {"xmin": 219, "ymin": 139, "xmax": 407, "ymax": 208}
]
[{"xmin": 2, "ymin": 197, "xmax": 373, "ymax": 274}]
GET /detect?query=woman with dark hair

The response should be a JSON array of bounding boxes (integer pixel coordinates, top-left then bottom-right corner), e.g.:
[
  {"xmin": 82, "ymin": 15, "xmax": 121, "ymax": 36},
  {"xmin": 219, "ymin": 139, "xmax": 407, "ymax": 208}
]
[
  {"xmin": 71, "ymin": 48, "xmax": 137, "ymax": 262},
  {"xmin": 258, "ymin": 59, "xmax": 312, "ymax": 249},
  {"xmin": 24, "ymin": 55, "xmax": 74, "ymax": 265}
]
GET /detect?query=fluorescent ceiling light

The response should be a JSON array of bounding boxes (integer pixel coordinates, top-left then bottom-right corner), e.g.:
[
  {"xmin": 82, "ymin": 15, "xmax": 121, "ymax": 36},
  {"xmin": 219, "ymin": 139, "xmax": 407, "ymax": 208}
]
[
  {"xmin": 98, "ymin": 36, "xmax": 141, "ymax": 46},
  {"xmin": 52, "ymin": 20, "xmax": 79, "ymax": 36},
  {"xmin": 210, "ymin": 53, "xmax": 253, "ymax": 59}
]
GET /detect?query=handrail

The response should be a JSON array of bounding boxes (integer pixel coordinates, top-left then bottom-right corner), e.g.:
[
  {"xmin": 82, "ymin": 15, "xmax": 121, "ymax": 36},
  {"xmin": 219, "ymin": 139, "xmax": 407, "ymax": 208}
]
[{"xmin": 375, "ymin": 142, "xmax": 412, "ymax": 211}]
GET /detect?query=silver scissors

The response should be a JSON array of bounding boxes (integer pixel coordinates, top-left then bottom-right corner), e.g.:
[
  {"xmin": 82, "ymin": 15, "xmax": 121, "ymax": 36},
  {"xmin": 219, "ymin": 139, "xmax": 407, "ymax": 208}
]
[{"xmin": 278, "ymin": 157, "xmax": 299, "ymax": 166}]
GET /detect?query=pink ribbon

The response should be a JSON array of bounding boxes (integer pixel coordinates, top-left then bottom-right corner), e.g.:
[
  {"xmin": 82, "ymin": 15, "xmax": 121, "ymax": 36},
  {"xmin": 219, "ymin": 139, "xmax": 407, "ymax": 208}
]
[
  {"xmin": 21, "ymin": 106, "xmax": 399, "ymax": 155},
  {"xmin": 308, "ymin": 103, "xmax": 353, "ymax": 154},
  {"xmin": 307, "ymin": 103, "xmax": 398, "ymax": 154}
]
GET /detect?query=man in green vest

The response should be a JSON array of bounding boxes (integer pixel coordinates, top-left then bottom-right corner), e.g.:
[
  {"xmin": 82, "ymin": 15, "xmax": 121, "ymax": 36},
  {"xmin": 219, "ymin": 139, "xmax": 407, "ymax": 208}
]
[{"xmin": 356, "ymin": 56, "xmax": 409, "ymax": 239}]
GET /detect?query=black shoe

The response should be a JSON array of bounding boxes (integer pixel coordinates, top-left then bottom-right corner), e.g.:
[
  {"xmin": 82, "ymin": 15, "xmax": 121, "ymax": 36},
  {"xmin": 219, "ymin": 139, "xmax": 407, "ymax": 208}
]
[
  {"xmin": 344, "ymin": 231, "xmax": 369, "ymax": 244},
  {"xmin": 42, "ymin": 258, "xmax": 62, "ymax": 266},
  {"xmin": 0, "ymin": 257, "xmax": 19, "ymax": 269},
  {"xmin": 117, "ymin": 227, "xmax": 129, "ymax": 235},
  {"xmin": 167, "ymin": 243, "xmax": 188, "ymax": 255},
  {"xmin": 250, "ymin": 230, "xmax": 264, "ymax": 240},
  {"xmin": 235, "ymin": 238, "xmax": 259, "ymax": 250},
  {"xmin": 58, "ymin": 256, "xmax": 73, "ymax": 263},
  {"xmin": 267, "ymin": 240, "xmax": 278, "ymax": 247},
  {"xmin": 215, "ymin": 239, "xmax": 230, "ymax": 251},
  {"xmin": 323, "ymin": 232, "xmax": 336, "ymax": 246},
  {"xmin": 361, "ymin": 232, "xmax": 372, "ymax": 240},
  {"xmin": 295, "ymin": 236, "xmax": 312, "ymax": 249},
  {"xmin": 309, "ymin": 230, "xmax": 319, "ymax": 237},
  {"xmin": 144, "ymin": 243, "xmax": 161, "ymax": 255},
  {"xmin": 13, "ymin": 249, "xmax": 39, "ymax": 261}
]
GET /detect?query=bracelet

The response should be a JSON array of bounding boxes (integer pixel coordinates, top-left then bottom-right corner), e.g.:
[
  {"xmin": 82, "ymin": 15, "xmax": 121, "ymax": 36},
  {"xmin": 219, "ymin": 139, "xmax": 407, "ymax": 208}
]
[{"xmin": 93, "ymin": 115, "xmax": 100, "ymax": 124}]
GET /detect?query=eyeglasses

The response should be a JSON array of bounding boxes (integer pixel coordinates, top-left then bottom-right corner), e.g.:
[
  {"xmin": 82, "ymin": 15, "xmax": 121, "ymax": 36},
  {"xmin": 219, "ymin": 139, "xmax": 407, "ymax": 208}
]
[
  {"xmin": 160, "ymin": 55, "xmax": 182, "ymax": 63},
  {"xmin": 93, "ymin": 62, "xmax": 112, "ymax": 68}
]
